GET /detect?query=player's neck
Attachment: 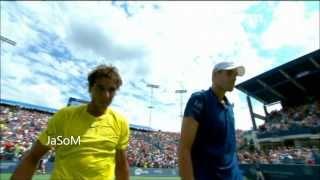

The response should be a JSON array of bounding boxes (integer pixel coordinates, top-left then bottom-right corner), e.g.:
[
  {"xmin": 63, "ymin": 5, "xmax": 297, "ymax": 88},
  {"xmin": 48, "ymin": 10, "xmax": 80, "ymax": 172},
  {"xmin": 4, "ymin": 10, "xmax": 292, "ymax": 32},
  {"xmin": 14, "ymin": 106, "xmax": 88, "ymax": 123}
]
[
  {"xmin": 212, "ymin": 85, "xmax": 226, "ymax": 101},
  {"xmin": 87, "ymin": 102, "xmax": 107, "ymax": 117}
]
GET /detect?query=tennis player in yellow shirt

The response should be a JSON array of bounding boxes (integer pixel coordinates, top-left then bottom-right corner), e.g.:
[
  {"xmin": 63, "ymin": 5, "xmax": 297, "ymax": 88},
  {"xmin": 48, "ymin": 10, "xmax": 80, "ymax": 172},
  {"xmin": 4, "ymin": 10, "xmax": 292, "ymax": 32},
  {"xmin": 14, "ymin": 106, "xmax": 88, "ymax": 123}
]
[{"xmin": 11, "ymin": 65, "xmax": 130, "ymax": 180}]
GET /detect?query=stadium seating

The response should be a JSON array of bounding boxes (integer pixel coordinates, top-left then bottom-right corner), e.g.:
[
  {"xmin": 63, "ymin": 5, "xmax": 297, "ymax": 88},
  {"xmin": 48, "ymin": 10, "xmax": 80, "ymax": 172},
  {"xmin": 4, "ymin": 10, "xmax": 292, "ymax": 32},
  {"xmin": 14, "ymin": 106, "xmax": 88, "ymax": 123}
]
[{"xmin": 257, "ymin": 101, "xmax": 320, "ymax": 138}]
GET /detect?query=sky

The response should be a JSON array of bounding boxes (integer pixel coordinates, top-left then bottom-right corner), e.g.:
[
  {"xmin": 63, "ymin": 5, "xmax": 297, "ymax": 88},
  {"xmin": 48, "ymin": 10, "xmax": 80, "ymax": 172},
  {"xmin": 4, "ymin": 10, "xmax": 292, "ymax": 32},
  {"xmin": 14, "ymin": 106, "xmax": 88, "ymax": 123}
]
[{"xmin": 1, "ymin": 1, "xmax": 319, "ymax": 132}]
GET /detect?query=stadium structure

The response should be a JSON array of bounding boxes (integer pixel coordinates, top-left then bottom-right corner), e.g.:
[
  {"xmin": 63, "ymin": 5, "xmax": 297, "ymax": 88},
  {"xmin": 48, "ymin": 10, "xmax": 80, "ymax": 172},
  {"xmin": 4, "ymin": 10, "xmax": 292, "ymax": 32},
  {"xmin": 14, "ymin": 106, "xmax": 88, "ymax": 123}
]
[
  {"xmin": 236, "ymin": 49, "xmax": 320, "ymax": 150},
  {"xmin": 235, "ymin": 49, "xmax": 320, "ymax": 179}
]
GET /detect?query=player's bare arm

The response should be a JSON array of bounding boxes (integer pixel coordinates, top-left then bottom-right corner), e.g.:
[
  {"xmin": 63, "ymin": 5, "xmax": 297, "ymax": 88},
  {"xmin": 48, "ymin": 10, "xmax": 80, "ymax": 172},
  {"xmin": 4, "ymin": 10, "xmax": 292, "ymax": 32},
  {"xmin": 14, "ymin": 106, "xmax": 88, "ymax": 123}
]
[
  {"xmin": 179, "ymin": 116, "xmax": 199, "ymax": 180},
  {"xmin": 115, "ymin": 149, "xmax": 130, "ymax": 180},
  {"xmin": 11, "ymin": 140, "xmax": 50, "ymax": 180}
]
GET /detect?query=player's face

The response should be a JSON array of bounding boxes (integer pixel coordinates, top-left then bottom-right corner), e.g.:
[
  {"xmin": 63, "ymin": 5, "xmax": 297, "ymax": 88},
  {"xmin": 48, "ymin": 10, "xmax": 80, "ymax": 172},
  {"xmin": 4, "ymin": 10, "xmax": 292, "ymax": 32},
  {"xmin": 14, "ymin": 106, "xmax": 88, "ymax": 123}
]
[
  {"xmin": 90, "ymin": 77, "xmax": 117, "ymax": 108},
  {"xmin": 215, "ymin": 69, "xmax": 237, "ymax": 91}
]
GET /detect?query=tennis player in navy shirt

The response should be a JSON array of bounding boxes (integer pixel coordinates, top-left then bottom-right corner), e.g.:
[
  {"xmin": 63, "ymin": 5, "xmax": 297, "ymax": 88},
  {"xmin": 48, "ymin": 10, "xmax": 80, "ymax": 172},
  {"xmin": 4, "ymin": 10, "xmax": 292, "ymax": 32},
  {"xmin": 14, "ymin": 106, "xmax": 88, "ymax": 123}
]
[{"xmin": 179, "ymin": 61, "xmax": 245, "ymax": 180}]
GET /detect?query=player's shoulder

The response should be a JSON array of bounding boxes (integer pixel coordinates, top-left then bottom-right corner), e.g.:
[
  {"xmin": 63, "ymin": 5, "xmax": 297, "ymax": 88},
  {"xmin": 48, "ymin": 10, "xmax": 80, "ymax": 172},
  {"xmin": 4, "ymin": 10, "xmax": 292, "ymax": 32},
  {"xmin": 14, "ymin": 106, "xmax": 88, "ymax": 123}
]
[
  {"xmin": 107, "ymin": 107, "xmax": 128, "ymax": 123},
  {"xmin": 56, "ymin": 104, "xmax": 86, "ymax": 115},
  {"xmin": 191, "ymin": 90, "xmax": 204, "ymax": 97},
  {"xmin": 190, "ymin": 89, "xmax": 207, "ymax": 100}
]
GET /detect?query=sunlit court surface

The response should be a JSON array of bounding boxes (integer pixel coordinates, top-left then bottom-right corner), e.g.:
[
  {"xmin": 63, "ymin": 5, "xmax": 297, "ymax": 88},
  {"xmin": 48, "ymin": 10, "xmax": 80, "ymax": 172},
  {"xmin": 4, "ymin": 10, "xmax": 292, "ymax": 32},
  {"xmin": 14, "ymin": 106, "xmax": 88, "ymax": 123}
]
[{"xmin": 1, "ymin": 1, "xmax": 320, "ymax": 180}]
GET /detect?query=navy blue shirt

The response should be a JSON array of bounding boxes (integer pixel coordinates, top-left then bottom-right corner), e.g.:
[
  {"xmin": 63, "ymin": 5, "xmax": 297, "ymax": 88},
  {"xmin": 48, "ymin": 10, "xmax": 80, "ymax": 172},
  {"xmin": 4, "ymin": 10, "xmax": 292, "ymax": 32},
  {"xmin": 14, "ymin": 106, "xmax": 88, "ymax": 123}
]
[{"xmin": 184, "ymin": 87, "xmax": 242, "ymax": 180}]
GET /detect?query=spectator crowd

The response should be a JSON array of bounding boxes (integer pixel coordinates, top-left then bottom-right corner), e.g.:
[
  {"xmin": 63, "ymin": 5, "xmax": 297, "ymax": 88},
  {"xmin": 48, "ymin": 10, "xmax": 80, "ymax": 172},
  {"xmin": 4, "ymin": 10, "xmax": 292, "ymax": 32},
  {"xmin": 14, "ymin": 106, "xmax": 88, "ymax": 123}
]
[
  {"xmin": 238, "ymin": 146, "xmax": 320, "ymax": 165},
  {"xmin": 1, "ymin": 105, "xmax": 50, "ymax": 162},
  {"xmin": 1, "ymin": 102, "xmax": 320, "ymax": 169},
  {"xmin": 128, "ymin": 130, "xmax": 179, "ymax": 168},
  {"xmin": 258, "ymin": 101, "xmax": 320, "ymax": 134}
]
